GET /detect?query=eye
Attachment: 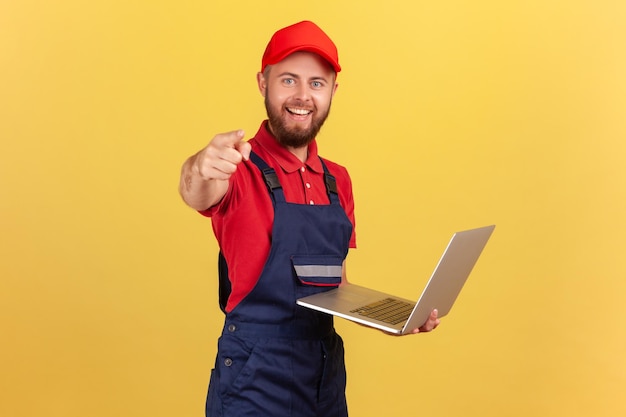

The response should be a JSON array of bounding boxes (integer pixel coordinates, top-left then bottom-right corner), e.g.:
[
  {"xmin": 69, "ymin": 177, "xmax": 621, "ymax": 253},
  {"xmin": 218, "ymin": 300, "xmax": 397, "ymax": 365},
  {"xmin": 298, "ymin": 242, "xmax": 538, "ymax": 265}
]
[
  {"xmin": 311, "ymin": 80, "xmax": 324, "ymax": 89},
  {"xmin": 282, "ymin": 78, "xmax": 295, "ymax": 86}
]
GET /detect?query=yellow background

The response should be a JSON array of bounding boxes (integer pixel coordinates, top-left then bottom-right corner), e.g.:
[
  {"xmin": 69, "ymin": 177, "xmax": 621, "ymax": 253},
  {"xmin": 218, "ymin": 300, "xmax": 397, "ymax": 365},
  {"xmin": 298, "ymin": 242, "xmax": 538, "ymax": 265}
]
[{"xmin": 2, "ymin": 1, "xmax": 625, "ymax": 416}]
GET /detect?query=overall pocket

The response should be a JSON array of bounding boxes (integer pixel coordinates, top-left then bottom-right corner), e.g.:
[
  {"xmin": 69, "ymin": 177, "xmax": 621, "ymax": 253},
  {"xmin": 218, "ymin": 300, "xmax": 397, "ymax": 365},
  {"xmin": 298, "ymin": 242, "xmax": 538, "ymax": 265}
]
[{"xmin": 291, "ymin": 255, "xmax": 343, "ymax": 298}]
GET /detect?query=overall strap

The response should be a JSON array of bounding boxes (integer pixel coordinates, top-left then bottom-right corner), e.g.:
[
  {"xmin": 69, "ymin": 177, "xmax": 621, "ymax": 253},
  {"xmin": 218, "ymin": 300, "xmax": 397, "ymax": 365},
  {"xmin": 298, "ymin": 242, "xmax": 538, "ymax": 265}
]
[
  {"xmin": 319, "ymin": 158, "xmax": 340, "ymax": 205},
  {"xmin": 249, "ymin": 152, "xmax": 286, "ymax": 204}
]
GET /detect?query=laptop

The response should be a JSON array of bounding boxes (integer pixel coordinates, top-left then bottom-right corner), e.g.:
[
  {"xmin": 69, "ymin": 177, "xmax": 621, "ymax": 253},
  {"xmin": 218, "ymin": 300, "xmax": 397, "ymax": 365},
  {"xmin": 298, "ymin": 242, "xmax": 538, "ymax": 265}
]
[{"xmin": 296, "ymin": 225, "xmax": 495, "ymax": 335}]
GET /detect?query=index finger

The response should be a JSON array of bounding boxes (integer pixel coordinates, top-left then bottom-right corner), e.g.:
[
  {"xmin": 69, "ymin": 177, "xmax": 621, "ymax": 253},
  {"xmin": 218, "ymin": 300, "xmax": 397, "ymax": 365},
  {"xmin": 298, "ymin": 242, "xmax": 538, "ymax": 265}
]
[{"xmin": 213, "ymin": 129, "xmax": 245, "ymax": 147}]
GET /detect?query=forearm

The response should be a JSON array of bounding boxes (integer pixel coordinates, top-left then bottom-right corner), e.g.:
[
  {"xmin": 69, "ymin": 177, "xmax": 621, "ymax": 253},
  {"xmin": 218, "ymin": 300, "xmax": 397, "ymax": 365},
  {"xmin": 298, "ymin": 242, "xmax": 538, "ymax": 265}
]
[{"xmin": 179, "ymin": 154, "xmax": 229, "ymax": 211}]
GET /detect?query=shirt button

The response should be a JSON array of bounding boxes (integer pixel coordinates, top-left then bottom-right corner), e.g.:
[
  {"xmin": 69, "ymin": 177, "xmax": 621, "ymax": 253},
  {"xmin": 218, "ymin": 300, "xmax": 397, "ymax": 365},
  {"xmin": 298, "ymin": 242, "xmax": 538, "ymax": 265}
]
[
  {"xmin": 301, "ymin": 166, "xmax": 306, "ymax": 172},
  {"xmin": 309, "ymin": 200, "xmax": 315, "ymax": 205},
  {"xmin": 305, "ymin": 183, "xmax": 311, "ymax": 189},
  {"xmin": 228, "ymin": 324, "xmax": 236, "ymax": 332},
  {"xmin": 224, "ymin": 358, "xmax": 233, "ymax": 367}
]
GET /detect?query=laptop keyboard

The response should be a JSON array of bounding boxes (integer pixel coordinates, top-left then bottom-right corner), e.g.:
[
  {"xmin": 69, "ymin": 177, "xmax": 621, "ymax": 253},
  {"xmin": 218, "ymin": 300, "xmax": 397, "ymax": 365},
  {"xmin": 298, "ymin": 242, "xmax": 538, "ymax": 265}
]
[{"xmin": 350, "ymin": 298, "xmax": 416, "ymax": 325}]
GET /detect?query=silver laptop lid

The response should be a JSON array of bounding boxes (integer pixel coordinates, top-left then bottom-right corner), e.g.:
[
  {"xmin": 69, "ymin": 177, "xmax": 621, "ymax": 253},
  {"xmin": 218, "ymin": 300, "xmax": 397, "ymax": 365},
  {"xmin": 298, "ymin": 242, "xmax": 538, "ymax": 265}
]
[{"xmin": 401, "ymin": 225, "xmax": 495, "ymax": 333}]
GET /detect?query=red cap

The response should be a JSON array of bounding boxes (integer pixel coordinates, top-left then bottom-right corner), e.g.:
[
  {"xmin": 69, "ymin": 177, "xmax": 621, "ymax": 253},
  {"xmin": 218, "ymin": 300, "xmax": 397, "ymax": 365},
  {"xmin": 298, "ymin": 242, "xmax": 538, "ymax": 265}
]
[{"xmin": 261, "ymin": 21, "xmax": 341, "ymax": 73}]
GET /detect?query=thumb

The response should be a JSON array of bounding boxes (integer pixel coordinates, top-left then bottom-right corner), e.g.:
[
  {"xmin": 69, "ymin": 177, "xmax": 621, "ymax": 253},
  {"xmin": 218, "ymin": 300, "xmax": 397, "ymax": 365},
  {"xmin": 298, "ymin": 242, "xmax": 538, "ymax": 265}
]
[{"xmin": 236, "ymin": 139, "xmax": 252, "ymax": 161}]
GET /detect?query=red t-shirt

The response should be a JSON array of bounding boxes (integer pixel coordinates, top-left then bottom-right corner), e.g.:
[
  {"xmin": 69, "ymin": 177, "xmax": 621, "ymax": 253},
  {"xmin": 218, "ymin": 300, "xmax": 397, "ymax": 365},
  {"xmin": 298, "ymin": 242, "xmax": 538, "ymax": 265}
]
[{"xmin": 200, "ymin": 121, "xmax": 357, "ymax": 311}]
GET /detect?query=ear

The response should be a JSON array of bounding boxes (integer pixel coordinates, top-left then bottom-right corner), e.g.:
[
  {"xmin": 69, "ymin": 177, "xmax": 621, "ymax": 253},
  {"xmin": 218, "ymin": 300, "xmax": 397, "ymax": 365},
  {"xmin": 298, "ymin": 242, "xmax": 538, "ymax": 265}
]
[
  {"xmin": 331, "ymin": 81, "xmax": 339, "ymax": 97},
  {"xmin": 257, "ymin": 71, "xmax": 267, "ymax": 97}
]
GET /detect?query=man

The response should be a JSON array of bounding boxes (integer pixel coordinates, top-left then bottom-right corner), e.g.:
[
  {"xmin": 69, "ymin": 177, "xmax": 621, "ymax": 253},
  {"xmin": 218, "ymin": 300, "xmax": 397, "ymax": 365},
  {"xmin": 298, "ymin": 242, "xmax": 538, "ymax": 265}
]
[{"xmin": 179, "ymin": 21, "xmax": 440, "ymax": 417}]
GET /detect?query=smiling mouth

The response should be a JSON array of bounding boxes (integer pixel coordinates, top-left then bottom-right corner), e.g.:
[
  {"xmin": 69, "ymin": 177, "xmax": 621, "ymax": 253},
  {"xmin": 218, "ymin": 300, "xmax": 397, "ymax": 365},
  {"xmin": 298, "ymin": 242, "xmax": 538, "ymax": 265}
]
[{"xmin": 287, "ymin": 107, "xmax": 312, "ymax": 116}]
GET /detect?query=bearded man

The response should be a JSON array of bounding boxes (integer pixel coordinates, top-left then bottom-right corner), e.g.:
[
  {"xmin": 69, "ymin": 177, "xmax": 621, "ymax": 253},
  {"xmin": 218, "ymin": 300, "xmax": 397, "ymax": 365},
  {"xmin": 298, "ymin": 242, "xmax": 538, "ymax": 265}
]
[{"xmin": 179, "ymin": 21, "xmax": 439, "ymax": 417}]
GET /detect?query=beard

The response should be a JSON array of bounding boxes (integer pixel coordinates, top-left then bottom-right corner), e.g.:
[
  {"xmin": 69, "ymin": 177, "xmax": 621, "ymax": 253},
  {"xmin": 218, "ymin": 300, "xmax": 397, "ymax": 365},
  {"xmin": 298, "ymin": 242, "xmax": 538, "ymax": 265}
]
[{"xmin": 265, "ymin": 91, "xmax": 332, "ymax": 149}]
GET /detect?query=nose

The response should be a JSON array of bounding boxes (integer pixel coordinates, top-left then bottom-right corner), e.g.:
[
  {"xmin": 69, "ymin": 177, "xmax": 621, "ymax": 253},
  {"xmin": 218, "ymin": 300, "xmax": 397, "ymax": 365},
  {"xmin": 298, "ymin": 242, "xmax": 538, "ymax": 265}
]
[{"xmin": 293, "ymin": 82, "xmax": 311, "ymax": 101}]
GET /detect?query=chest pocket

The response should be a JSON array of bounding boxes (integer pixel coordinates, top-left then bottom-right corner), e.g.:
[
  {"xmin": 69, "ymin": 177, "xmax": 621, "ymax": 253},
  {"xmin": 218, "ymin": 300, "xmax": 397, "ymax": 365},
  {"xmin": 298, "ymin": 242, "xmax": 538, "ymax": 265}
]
[{"xmin": 291, "ymin": 255, "xmax": 343, "ymax": 287}]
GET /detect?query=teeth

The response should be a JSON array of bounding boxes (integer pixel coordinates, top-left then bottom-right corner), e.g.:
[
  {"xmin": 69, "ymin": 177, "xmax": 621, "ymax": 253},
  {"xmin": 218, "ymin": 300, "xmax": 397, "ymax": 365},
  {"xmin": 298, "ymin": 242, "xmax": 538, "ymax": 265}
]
[{"xmin": 288, "ymin": 108, "xmax": 311, "ymax": 115}]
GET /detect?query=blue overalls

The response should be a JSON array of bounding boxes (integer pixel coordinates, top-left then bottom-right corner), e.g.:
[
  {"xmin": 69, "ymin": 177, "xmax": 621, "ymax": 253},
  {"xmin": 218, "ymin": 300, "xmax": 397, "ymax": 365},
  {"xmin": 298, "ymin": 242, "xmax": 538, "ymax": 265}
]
[{"xmin": 206, "ymin": 152, "xmax": 353, "ymax": 417}]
